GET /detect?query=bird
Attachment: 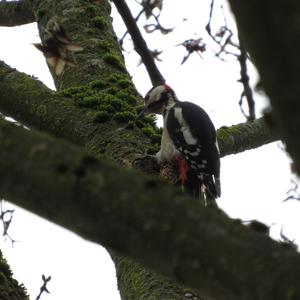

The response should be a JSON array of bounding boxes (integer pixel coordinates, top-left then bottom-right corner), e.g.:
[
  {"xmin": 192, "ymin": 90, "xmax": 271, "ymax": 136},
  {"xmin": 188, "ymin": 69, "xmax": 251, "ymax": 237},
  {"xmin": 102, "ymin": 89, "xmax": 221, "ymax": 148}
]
[{"xmin": 138, "ymin": 84, "xmax": 221, "ymax": 203}]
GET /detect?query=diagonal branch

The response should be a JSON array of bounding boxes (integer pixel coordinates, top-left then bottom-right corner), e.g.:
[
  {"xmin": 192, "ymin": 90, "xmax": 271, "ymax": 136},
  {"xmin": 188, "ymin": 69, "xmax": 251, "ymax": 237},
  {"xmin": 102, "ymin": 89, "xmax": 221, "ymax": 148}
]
[
  {"xmin": 0, "ymin": 61, "xmax": 279, "ymax": 163},
  {"xmin": 0, "ymin": 0, "xmax": 35, "ymax": 27},
  {"xmin": 112, "ymin": 0, "xmax": 165, "ymax": 85},
  {"xmin": 0, "ymin": 117, "xmax": 300, "ymax": 300}
]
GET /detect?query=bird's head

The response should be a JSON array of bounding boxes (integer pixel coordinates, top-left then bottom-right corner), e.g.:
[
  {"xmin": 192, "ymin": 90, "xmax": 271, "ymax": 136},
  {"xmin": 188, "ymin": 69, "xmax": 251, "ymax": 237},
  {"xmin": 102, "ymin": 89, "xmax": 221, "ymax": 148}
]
[{"xmin": 137, "ymin": 84, "xmax": 178, "ymax": 119}]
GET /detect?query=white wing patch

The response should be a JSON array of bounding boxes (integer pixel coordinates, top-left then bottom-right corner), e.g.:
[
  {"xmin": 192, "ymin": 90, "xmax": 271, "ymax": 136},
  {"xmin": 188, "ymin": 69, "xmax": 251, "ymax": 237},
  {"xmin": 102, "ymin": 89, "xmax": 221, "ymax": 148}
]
[
  {"xmin": 215, "ymin": 140, "xmax": 220, "ymax": 154},
  {"xmin": 174, "ymin": 107, "xmax": 198, "ymax": 145}
]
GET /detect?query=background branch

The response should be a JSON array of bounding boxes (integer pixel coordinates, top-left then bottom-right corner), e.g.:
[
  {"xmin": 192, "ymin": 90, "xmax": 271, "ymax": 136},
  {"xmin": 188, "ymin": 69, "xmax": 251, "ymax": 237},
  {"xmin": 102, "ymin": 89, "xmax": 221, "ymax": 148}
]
[
  {"xmin": 112, "ymin": 0, "xmax": 165, "ymax": 85},
  {"xmin": 237, "ymin": 34, "xmax": 255, "ymax": 121},
  {"xmin": 0, "ymin": 0, "xmax": 35, "ymax": 26},
  {"xmin": 217, "ymin": 117, "xmax": 278, "ymax": 157}
]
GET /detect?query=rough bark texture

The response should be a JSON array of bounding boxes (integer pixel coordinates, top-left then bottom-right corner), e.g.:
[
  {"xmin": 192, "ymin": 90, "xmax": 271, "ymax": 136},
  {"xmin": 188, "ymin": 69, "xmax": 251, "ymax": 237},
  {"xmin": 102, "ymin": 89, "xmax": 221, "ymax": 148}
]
[
  {"xmin": 0, "ymin": 250, "xmax": 28, "ymax": 300},
  {"xmin": 1, "ymin": 117, "xmax": 300, "ymax": 300},
  {"xmin": 227, "ymin": 0, "xmax": 300, "ymax": 173},
  {"xmin": 0, "ymin": 0, "xmax": 35, "ymax": 26}
]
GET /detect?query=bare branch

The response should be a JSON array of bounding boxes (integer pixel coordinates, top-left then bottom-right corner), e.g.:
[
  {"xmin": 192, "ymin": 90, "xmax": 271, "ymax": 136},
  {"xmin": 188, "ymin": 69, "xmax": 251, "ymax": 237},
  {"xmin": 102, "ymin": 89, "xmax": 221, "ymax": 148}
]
[
  {"xmin": 237, "ymin": 33, "xmax": 255, "ymax": 121},
  {"xmin": 36, "ymin": 274, "xmax": 51, "ymax": 300},
  {"xmin": 0, "ymin": 0, "xmax": 35, "ymax": 27},
  {"xmin": 112, "ymin": 0, "xmax": 165, "ymax": 85},
  {"xmin": 0, "ymin": 200, "xmax": 17, "ymax": 246}
]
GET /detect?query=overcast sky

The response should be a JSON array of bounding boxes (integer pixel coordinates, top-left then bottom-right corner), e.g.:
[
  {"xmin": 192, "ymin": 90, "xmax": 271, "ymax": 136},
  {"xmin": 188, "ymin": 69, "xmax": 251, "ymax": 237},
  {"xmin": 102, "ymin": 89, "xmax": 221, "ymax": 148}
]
[{"xmin": 0, "ymin": 1, "xmax": 298, "ymax": 299}]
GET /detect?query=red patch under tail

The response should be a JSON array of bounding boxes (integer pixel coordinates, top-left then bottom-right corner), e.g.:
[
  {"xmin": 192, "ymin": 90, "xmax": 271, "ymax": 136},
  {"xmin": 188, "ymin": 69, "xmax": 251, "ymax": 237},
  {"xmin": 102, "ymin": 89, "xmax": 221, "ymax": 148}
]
[{"xmin": 175, "ymin": 155, "xmax": 190, "ymax": 184}]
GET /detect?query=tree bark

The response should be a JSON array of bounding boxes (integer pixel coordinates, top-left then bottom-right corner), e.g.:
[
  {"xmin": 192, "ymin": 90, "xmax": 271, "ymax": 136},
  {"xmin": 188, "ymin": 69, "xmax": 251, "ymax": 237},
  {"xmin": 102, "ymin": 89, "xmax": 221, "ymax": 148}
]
[{"xmin": 0, "ymin": 0, "xmax": 34, "ymax": 26}]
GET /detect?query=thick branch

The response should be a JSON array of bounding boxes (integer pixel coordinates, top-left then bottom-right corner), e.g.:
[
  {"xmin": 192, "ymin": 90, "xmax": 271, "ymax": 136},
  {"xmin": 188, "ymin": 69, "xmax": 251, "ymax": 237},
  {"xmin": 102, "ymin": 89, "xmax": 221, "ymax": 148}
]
[
  {"xmin": 0, "ymin": 60, "xmax": 150, "ymax": 162},
  {"xmin": 0, "ymin": 61, "xmax": 278, "ymax": 164},
  {"xmin": 227, "ymin": 0, "xmax": 300, "ymax": 173},
  {"xmin": 0, "ymin": 0, "xmax": 35, "ymax": 26},
  {"xmin": 0, "ymin": 118, "xmax": 299, "ymax": 300},
  {"xmin": 112, "ymin": 0, "xmax": 165, "ymax": 86},
  {"xmin": 217, "ymin": 117, "xmax": 279, "ymax": 157}
]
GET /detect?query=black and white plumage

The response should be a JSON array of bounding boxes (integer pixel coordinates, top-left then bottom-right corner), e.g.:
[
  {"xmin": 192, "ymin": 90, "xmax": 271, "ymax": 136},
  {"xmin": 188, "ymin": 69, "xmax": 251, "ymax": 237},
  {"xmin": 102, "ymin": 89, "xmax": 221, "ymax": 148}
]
[{"xmin": 139, "ymin": 84, "xmax": 221, "ymax": 201}]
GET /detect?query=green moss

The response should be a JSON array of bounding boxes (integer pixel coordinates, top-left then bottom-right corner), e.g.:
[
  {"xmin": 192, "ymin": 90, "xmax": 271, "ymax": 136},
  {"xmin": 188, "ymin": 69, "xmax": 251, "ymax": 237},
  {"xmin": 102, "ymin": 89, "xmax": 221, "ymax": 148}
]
[
  {"xmin": 117, "ymin": 79, "xmax": 132, "ymax": 88},
  {"xmin": 126, "ymin": 120, "xmax": 135, "ymax": 129},
  {"xmin": 143, "ymin": 115, "xmax": 157, "ymax": 126},
  {"xmin": 98, "ymin": 104, "xmax": 115, "ymax": 113},
  {"xmin": 106, "ymin": 87, "xmax": 118, "ymax": 95},
  {"xmin": 86, "ymin": 5, "xmax": 98, "ymax": 16},
  {"xmin": 36, "ymin": 105, "xmax": 47, "ymax": 118},
  {"xmin": 98, "ymin": 40, "xmax": 112, "ymax": 51},
  {"xmin": 77, "ymin": 96, "xmax": 101, "ymax": 107},
  {"xmin": 93, "ymin": 16, "xmax": 107, "ymax": 29},
  {"xmin": 110, "ymin": 98, "xmax": 124, "ymax": 111},
  {"xmin": 108, "ymin": 73, "xmax": 127, "ymax": 83},
  {"xmin": 117, "ymin": 90, "xmax": 138, "ymax": 104},
  {"xmin": 101, "ymin": 93, "xmax": 118, "ymax": 103},
  {"xmin": 150, "ymin": 134, "xmax": 161, "ymax": 144},
  {"xmin": 90, "ymin": 80, "xmax": 106, "ymax": 89},
  {"xmin": 141, "ymin": 127, "xmax": 156, "ymax": 137},
  {"xmin": 103, "ymin": 53, "xmax": 125, "ymax": 70},
  {"xmin": 94, "ymin": 111, "xmax": 111, "ymax": 123},
  {"xmin": 113, "ymin": 112, "xmax": 135, "ymax": 123},
  {"xmin": 60, "ymin": 86, "xmax": 90, "ymax": 98},
  {"xmin": 0, "ymin": 260, "xmax": 11, "ymax": 278},
  {"xmin": 36, "ymin": 9, "xmax": 46, "ymax": 19},
  {"xmin": 147, "ymin": 144, "xmax": 160, "ymax": 155}
]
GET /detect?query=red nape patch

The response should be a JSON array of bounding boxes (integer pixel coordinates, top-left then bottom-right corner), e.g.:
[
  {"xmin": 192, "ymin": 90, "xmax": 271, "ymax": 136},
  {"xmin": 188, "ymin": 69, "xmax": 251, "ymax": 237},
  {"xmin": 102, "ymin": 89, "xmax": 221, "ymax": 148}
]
[
  {"xmin": 175, "ymin": 156, "xmax": 190, "ymax": 184},
  {"xmin": 164, "ymin": 83, "xmax": 173, "ymax": 91}
]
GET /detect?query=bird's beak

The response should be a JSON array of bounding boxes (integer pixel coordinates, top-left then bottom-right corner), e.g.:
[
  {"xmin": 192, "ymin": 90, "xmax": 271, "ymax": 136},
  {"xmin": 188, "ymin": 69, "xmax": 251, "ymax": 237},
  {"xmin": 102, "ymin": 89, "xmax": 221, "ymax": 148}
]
[{"xmin": 136, "ymin": 107, "xmax": 149, "ymax": 120}]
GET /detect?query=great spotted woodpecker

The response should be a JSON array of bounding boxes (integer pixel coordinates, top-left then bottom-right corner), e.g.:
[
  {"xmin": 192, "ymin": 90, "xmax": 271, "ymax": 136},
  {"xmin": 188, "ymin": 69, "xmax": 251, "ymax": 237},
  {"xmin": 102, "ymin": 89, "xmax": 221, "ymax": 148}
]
[{"xmin": 138, "ymin": 84, "xmax": 221, "ymax": 201}]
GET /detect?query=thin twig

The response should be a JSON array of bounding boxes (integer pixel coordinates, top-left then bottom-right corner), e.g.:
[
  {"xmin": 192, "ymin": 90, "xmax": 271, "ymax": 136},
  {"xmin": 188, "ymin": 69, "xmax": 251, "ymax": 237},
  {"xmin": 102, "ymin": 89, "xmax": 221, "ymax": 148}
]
[
  {"xmin": 238, "ymin": 32, "xmax": 256, "ymax": 121},
  {"xmin": 119, "ymin": 8, "xmax": 144, "ymax": 48},
  {"xmin": 36, "ymin": 274, "xmax": 51, "ymax": 300},
  {"xmin": 113, "ymin": 0, "xmax": 165, "ymax": 85},
  {"xmin": 0, "ymin": 200, "xmax": 17, "ymax": 246}
]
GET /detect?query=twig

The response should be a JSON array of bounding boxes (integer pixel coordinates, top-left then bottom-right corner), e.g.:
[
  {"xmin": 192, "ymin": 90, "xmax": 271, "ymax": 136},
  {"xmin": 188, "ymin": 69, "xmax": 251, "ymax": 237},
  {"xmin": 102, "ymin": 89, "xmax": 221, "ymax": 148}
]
[
  {"xmin": 280, "ymin": 227, "xmax": 298, "ymax": 250},
  {"xmin": 36, "ymin": 274, "xmax": 51, "ymax": 300},
  {"xmin": 119, "ymin": 8, "xmax": 144, "ymax": 49},
  {"xmin": 113, "ymin": 0, "xmax": 165, "ymax": 85},
  {"xmin": 283, "ymin": 178, "xmax": 300, "ymax": 202},
  {"xmin": 238, "ymin": 33, "xmax": 256, "ymax": 121},
  {"xmin": 205, "ymin": 0, "xmax": 215, "ymax": 36},
  {"xmin": 0, "ymin": 200, "xmax": 17, "ymax": 246}
]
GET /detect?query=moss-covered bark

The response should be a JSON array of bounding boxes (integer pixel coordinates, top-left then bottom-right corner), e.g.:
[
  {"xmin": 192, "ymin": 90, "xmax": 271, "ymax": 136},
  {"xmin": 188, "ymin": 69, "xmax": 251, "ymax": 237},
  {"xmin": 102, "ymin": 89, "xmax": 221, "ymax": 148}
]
[
  {"xmin": 0, "ymin": 250, "xmax": 28, "ymax": 300},
  {"xmin": 0, "ymin": 118, "xmax": 300, "ymax": 300},
  {"xmin": 0, "ymin": 0, "xmax": 34, "ymax": 26}
]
